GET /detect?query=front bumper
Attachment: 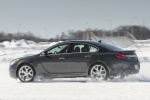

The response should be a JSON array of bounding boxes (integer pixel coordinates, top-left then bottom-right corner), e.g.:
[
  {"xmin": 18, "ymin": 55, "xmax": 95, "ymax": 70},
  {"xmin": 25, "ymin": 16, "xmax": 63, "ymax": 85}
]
[
  {"xmin": 9, "ymin": 68, "xmax": 17, "ymax": 79},
  {"xmin": 9, "ymin": 62, "xmax": 19, "ymax": 79}
]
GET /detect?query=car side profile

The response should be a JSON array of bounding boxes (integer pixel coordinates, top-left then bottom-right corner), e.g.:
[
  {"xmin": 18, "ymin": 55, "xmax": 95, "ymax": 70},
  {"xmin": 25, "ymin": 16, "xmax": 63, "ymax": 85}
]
[{"xmin": 9, "ymin": 40, "xmax": 140, "ymax": 82}]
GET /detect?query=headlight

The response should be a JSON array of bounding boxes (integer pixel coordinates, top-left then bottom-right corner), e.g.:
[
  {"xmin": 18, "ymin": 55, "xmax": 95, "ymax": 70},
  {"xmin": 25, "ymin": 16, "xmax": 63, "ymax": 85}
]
[{"xmin": 10, "ymin": 59, "xmax": 20, "ymax": 66}]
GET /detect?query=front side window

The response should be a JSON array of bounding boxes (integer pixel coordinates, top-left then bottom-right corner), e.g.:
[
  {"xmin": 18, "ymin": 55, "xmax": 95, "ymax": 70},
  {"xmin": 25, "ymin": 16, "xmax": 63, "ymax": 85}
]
[{"xmin": 47, "ymin": 44, "xmax": 69, "ymax": 54}]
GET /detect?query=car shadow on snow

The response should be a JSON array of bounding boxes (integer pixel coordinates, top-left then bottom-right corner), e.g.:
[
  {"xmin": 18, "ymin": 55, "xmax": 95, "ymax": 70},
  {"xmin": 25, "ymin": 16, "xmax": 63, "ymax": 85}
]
[
  {"xmin": 17, "ymin": 79, "xmax": 150, "ymax": 83},
  {"xmin": 17, "ymin": 77, "xmax": 92, "ymax": 83},
  {"xmin": 35, "ymin": 79, "xmax": 89, "ymax": 83},
  {"xmin": 17, "ymin": 75, "xmax": 150, "ymax": 83}
]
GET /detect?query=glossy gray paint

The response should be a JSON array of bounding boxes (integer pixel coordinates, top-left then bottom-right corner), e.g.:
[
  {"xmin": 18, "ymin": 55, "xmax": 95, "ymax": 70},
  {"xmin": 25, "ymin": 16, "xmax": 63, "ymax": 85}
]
[
  {"xmin": 9, "ymin": 40, "xmax": 140, "ymax": 79},
  {"xmin": 39, "ymin": 53, "xmax": 67, "ymax": 73}
]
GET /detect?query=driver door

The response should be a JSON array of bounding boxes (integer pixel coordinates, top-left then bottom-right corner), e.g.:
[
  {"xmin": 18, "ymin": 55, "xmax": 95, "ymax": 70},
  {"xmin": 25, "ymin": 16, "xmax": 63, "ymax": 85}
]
[{"xmin": 39, "ymin": 44, "xmax": 69, "ymax": 74}]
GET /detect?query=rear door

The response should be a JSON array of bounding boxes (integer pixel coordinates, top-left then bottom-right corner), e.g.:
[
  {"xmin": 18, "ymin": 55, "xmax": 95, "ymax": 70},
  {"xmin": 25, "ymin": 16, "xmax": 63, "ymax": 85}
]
[{"xmin": 67, "ymin": 43, "xmax": 98, "ymax": 73}]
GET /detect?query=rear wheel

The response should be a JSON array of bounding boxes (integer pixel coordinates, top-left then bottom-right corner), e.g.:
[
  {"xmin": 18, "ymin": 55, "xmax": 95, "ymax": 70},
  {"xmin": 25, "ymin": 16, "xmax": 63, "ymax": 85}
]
[
  {"xmin": 18, "ymin": 65, "xmax": 35, "ymax": 82},
  {"xmin": 90, "ymin": 64, "xmax": 108, "ymax": 81}
]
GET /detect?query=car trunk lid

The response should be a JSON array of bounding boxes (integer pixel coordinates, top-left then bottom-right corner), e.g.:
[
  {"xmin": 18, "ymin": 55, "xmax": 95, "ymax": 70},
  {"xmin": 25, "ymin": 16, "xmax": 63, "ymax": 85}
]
[{"xmin": 115, "ymin": 50, "xmax": 138, "ymax": 61}]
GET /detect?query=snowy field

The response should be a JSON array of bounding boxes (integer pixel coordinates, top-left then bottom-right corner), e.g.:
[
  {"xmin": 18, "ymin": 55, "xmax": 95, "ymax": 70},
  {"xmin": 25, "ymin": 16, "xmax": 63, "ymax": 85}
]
[{"xmin": 0, "ymin": 39, "xmax": 150, "ymax": 100}]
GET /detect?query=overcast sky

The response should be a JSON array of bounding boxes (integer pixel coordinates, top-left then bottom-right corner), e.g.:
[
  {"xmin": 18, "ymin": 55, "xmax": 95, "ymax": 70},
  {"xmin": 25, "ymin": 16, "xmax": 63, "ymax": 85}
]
[{"xmin": 0, "ymin": 0, "xmax": 150, "ymax": 38}]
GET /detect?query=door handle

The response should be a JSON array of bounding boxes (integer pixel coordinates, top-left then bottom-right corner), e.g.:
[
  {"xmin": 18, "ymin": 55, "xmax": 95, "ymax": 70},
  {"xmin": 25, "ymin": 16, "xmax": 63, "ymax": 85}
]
[
  {"xmin": 59, "ymin": 58, "xmax": 65, "ymax": 60},
  {"xmin": 85, "ymin": 55, "xmax": 91, "ymax": 58}
]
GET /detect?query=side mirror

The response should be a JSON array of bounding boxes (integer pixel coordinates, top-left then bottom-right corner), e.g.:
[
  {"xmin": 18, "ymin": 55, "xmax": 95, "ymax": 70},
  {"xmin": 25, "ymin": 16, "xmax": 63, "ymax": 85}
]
[
  {"xmin": 40, "ymin": 51, "xmax": 47, "ymax": 56},
  {"xmin": 44, "ymin": 51, "xmax": 48, "ymax": 55}
]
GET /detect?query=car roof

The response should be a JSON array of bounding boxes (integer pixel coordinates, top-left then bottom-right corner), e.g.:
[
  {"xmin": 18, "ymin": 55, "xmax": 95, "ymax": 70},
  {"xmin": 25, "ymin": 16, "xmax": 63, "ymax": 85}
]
[
  {"xmin": 62, "ymin": 40, "xmax": 100, "ymax": 45},
  {"xmin": 60, "ymin": 40, "xmax": 123, "ymax": 51}
]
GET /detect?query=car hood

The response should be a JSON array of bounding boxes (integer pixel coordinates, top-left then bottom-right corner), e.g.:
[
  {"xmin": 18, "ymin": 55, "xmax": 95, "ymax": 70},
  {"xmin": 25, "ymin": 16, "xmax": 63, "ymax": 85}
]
[{"xmin": 17, "ymin": 54, "xmax": 39, "ymax": 60}]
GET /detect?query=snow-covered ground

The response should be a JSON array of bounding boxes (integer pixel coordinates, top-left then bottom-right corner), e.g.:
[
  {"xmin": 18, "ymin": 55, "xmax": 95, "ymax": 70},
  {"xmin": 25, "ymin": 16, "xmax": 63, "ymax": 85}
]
[{"xmin": 0, "ymin": 39, "xmax": 150, "ymax": 100}]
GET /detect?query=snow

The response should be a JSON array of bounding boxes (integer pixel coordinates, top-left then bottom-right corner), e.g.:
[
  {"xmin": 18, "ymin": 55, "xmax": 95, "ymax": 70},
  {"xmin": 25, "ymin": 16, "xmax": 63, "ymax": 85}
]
[{"xmin": 0, "ymin": 39, "xmax": 150, "ymax": 100}]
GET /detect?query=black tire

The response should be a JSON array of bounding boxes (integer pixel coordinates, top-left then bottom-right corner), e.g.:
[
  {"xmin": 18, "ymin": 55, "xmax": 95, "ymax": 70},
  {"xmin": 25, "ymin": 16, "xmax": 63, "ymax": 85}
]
[
  {"xmin": 90, "ymin": 64, "xmax": 109, "ymax": 81},
  {"xmin": 17, "ymin": 64, "xmax": 35, "ymax": 82}
]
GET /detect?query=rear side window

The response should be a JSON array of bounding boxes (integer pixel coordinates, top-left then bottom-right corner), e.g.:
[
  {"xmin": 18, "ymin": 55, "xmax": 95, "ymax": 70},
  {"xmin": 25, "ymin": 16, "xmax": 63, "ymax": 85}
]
[
  {"xmin": 89, "ymin": 46, "xmax": 98, "ymax": 53},
  {"xmin": 69, "ymin": 43, "xmax": 98, "ymax": 53}
]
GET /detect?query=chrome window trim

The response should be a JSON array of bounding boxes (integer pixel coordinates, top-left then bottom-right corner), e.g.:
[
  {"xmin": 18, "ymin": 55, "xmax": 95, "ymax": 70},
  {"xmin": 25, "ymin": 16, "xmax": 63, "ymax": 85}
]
[{"xmin": 42, "ymin": 41, "xmax": 100, "ymax": 55}]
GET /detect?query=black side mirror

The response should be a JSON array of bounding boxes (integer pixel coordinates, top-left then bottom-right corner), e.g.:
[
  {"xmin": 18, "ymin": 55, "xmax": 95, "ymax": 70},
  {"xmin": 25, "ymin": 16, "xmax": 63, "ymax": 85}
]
[
  {"xmin": 44, "ymin": 51, "xmax": 48, "ymax": 55},
  {"xmin": 40, "ymin": 51, "xmax": 47, "ymax": 56}
]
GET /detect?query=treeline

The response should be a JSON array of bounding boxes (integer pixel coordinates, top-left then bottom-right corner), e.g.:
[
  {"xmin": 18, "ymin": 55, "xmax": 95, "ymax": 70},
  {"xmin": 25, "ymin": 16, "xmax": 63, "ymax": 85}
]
[
  {"xmin": 56, "ymin": 25, "xmax": 150, "ymax": 40},
  {"xmin": 0, "ymin": 25, "xmax": 150, "ymax": 42},
  {"xmin": 0, "ymin": 31, "xmax": 48, "ymax": 42},
  {"xmin": 116, "ymin": 25, "xmax": 150, "ymax": 40}
]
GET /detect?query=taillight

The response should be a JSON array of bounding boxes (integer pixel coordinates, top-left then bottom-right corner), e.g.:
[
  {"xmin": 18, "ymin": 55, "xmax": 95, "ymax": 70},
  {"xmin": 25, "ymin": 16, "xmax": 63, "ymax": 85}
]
[{"xmin": 115, "ymin": 53, "xmax": 128, "ymax": 60}]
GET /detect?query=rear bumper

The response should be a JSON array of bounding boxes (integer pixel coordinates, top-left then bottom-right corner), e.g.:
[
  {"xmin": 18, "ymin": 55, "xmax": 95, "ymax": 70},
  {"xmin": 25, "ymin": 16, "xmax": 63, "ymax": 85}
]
[
  {"xmin": 109, "ymin": 61, "xmax": 140, "ymax": 76},
  {"xmin": 121, "ymin": 69, "xmax": 139, "ymax": 76}
]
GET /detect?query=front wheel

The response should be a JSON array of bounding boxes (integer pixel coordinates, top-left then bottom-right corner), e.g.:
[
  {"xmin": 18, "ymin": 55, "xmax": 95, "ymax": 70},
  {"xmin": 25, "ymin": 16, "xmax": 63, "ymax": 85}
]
[
  {"xmin": 18, "ymin": 65, "xmax": 35, "ymax": 82},
  {"xmin": 90, "ymin": 64, "xmax": 109, "ymax": 81}
]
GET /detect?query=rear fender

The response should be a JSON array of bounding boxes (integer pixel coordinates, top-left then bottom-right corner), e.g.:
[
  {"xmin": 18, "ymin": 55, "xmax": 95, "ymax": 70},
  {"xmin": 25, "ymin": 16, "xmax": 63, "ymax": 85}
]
[{"xmin": 87, "ymin": 61, "xmax": 110, "ymax": 76}]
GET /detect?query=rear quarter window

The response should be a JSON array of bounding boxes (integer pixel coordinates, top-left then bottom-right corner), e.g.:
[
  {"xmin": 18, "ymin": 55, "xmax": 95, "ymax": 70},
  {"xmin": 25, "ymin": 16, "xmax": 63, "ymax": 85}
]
[{"xmin": 89, "ymin": 46, "xmax": 98, "ymax": 53}]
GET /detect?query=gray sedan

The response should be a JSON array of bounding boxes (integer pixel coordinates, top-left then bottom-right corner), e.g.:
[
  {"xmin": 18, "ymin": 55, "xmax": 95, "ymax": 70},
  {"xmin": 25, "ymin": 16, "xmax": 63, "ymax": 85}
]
[{"xmin": 9, "ymin": 40, "xmax": 140, "ymax": 82}]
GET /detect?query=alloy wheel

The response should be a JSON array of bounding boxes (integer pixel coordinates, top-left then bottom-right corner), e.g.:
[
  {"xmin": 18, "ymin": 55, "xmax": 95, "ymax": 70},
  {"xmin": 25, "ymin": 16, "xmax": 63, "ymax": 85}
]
[
  {"xmin": 90, "ymin": 64, "xmax": 108, "ymax": 81},
  {"xmin": 18, "ymin": 65, "xmax": 34, "ymax": 82}
]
